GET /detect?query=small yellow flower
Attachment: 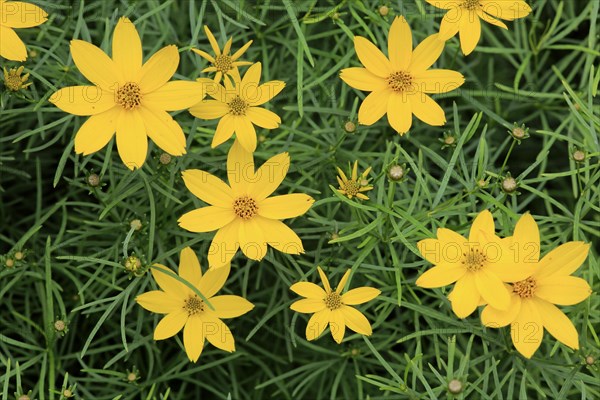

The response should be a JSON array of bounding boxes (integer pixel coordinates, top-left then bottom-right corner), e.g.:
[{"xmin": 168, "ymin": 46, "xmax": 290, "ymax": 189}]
[
  {"xmin": 178, "ymin": 140, "xmax": 314, "ymax": 268},
  {"xmin": 290, "ymin": 267, "xmax": 380, "ymax": 343},
  {"xmin": 189, "ymin": 62, "xmax": 285, "ymax": 152},
  {"xmin": 0, "ymin": 0, "xmax": 47, "ymax": 61},
  {"xmin": 336, "ymin": 161, "xmax": 373, "ymax": 200},
  {"xmin": 50, "ymin": 17, "xmax": 210, "ymax": 170},
  {"xmin": 3, "ymin": 65, "xmax": 31, "ymax": 91},
  {"xmin": 340, "ymin": 16, "xmax": 464, "ymax": 134},
  {"xmin": 136, "ymin": 247, "xmax": 254, "ymax": 362},
  {"xmin": 416, "ymin": 210, "xmax": 535, "ymax": 318},
  {"xmin": 191, "ymin": 25, "xmax": 253, "ymax": 84},
  {"xmin": 480, "ymin": 213, "xmax": 592, "ymax": 358},
  {"xmin": 427, "ymin": 0, "xmax": 532, "ymax": 55}
]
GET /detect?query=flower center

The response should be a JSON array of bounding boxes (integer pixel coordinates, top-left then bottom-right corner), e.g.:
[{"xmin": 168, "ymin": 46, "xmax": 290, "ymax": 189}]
[
  {"xmin": 342, "ymin": 180, "xmax": 360, "ymax": 197},
  {"xmin": 461, "ymin": 248, "xmax": 487, "ymax": 272},
  {"xmin": 233, "ymin": 195, "xmax": 258, "ymax": 220},
  {"xmin": 228, "ymin": 96, "xmax": 248, "ymax": 116},
  {"xmin": 116, "ymin": 82, "xmax": 142, "ymax": 110},
  {"xmin": 387, "ymin": 71, "xmax": 414, "ymax": 93},
  {"xmin": 213, "ymin": 54, "xmax": 233, "ymax": 73},
  {"xmin": 512, "ymin": 277, "xmax": 537, "ymax": 299},
  {"xmin": 183, "ymin": 295, "xmax": 204, "ymax": 316},
  {"xmin": 462, "ymin": 0, "xmax": 481, "ymax": 10},
  {"xmin": 324, "ymin": 292, "xmax": 342, "ymax": 310}
]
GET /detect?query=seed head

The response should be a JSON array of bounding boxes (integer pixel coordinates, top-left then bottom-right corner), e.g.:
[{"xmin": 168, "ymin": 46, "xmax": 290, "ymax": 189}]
[{"xmin": 159, "ymin": 153, "xmax": 172, "ymax": 165}]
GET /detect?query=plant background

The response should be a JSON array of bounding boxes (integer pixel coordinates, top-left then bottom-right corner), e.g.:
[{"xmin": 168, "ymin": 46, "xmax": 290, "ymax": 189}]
[{"xmin": 0, "ymin": 0, "xmax": 598, "ymax": 399}]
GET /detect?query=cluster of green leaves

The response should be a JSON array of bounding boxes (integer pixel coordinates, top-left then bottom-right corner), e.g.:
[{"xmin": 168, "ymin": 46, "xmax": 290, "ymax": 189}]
[{"xmin": 0, "ymin": 0, "xmax": 598, "ymax": 399}]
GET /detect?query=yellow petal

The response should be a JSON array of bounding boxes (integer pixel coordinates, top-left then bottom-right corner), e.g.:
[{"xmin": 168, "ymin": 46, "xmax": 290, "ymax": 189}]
[
  {"xmin": 510, "ymin": 299, "xmax": 543, "ymax": 358},
  {"xmin": 438, "ymin": 8, "xmax": 461, "ymax": 41},
  {"xmin": 0, "ymin": 1, "xmax": 47, "ymax": 28},
  {"xmin": 535, "ymin": 276, "xmax": 592, "ymax": 306},
  {"xmin": 222, "ymin": 37, "xmax": 233, "ymax": 55},
  {"xmin": 481, "ymin": 295, "xmax": 521, "ymax": 328},
  {"xmin": 212, "ymin": 114, "xmax": 235, "ymax": 148},
  {"xmin": 73, "ymin": 107, "xmax": 120, "ymax": 155},
  {"xmin": 191, "ymin": 47, "xmax": 214, "ymax": 62},
  {"xmin": 475, "ymin": 269, "xmax": 511, "ymax": 310},
  {"xmin": 341, "ymin": 305, "xmax": 373, "ymax": 336},
  {"xmin": 204, "ymin": 25, "xmax": 221, "ymax": 55},
  {"xmin": 50, "ymin": 86, "xmax": 116, "ymax": 116},
  {"xmin": 306, "ymin": 309, "xmax": 330, "ymax": 341},
  {"xmin": 138, "ymin": 106, "xmax": 186, "ymax": 156},
  {"xmin": 179, "ymin": 247, "xmax": 202, "ymax": 288},
  {"xmin": 231, "ymin": 39, "xmax": 253, "ymax": 60},
  {"xmin": 358, "ymin": 89, "xmax": 391, "ymax": 126},
  {"xmin": 0, "ymin": 26, "xmax": 27, "ymax": 61},
  {"xmin": 415, "ymin": 264, "xmax": 466, "ymax": 288},
  {"xmin": 341, "ymin": 287, "xmax": 381, "ymax": 305},
  {"xmin": 329, "ymin": 309, "xmax": 346, "ymax": 343},
  {"xmin": 290, "ymin": 282, "xmax": 327, "ymax": 299},
  {"xmin": 339, "ymin": 67, "xmax": 387, "ymax": 92},
  {"xmin": 412, "ymin": 69, "xmax": 465, "ymax": 94},
  {"xmin": 151, "ymin": 264, "xmax": 186, "ymax": 297},
  {"xmin": 437, "ymin": 227, "xmax": 467, "ymax": 247},
  {"xmin": 113, "ymin": 17, "xmax": 142, "ymax": 81},
  {"xmin": 234, "ymin": 116, "xmax": 257, "ymax": 152},
  {"xmin": 417, "ymin": 238, "xmax": 444, "ymax": 264},
  {"xmin": 143, "ymin": 81, "xmax": 206, "ymax": 111},
  {"xmin": 210, "ymin": 295, "xmax": 254, "ymax": 318},
  {"xmin": 458, "ymin": 11, "xmax": 481, "ymax": 56},
  {"xmin": 153, "ymin": 310, "xmax": 187, "ymax": 340},
  {"xmin": 353, "ymin": 36, "xmax": 392, "ymax": 78},
  {"xmin": 317, "ymin": 266, "xmax": 333, "ymax": 293},
  {"xmin": 509, "ymin": 212, "xmax": 540, "ymax": 263},
  {"xmin": 240, "ymin": 62, "xmax": 262, "ymax": 101},
  {"xmin": 408, "ymin": 33, "xmax": 444, "ymax": 73},
  {"xmin": 388, "ymin": 16, "xmax": 412, "ymax": 70},
  {"xmin": 181, "ymin": 169, "xmax": 234, "ymax": 207},
  {"xmin": 249, "ymin": 152, "xmax": 290, "ymax": 200},
  {"xmin": 139, "ymin": 45, "xmax": 179, "ymax": 94},
  {"xmin": 408, "ymin": 93, "xmax": 446, "ymax": 126},
  {"xmin": 198, "ymin": 262, "xmax": 231, "ymax": 298},
  {"xmin": 247, "ymin": 81, "xmax": 286, "ymax": 106},
  {"xmin": 387, "ymin": 92, "xmax": 412, "ymax": 134},
  {"xmin": 468, "ymin": 209, "xmax": 495, "ymax": 242},
  {"xmin": 533, "ymin": 298, "xmax": 579, "ymax": 350},
  {"xmin": 246, "ymin": 107, "xmax": 281, "ymax": 129},
  {"xmin": 255, "ymin": 217, "xmax": 304, "ymax": 255},
  {"xmin": 227, "ymin": 138, "xmax": 255, "ymax": 195},
  {"xmin": 116, "ymin": 110, "xmax": 147, "ymax": 170},
  {"xmin": 178, "ymin": 206, "xmax": 236, "ymax": 233},
  {"xmin": 290, "ymin": 298, "xmax": 326, "ymax": 313},
  {"xmin": 480, "ymin": 0, "xmax": 532, "ymax": 21},
  {"xmin": 239, "ymin": 218, "xmax": 267, "ymax": 261},
  {"xmin": 203, "ymin": 314, "xmax": 235, "ymax": 352},
  {"xmin": 535, "ymin": 242, "xmax": 590, "ymax": 280},
  {"xmin": 477, "ymin": 9, "xmax": 509, "ymax": 29},
  {"xmin": 207, "ymin": 220, "xmax": 240, "ymax": 268},
  {"xmin": 450, "ymin": 273, "xmax": 480, "ymax": 318},
  {"xmin": 189, "ymin": 99, "xmax": 229, "ymax": 119},
  {"xmin": 70, "ymin": 40, "xmax": 123, "ymax": 90},
  {"xmin": 183, "ymin": 316, "xmax": 205, "ymax": 362},
  {"xmin": 136, "ymin": 290, "xmax": 182, "ymax": 314},
  {"xmin": 257, "ymin": 194, "xmax": 314, "ymax": 220}
]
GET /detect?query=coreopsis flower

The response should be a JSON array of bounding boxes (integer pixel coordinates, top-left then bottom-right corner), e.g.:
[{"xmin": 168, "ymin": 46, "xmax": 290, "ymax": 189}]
[
  {"xmin": 191, "ymin": 25, "xmax": 253, "ymax": 84},
  {"xmin": 290, "ymin": 267, "xmax": 380, "ymax": 343},
  {"xmin": 427, "ymin": 0, "xmax": 533, "ymax": 55},
  {"xmin": 416, "ymin": 210, "xmax": 534, "ymax": 318},
  {"xmin": 178, "ymin": 140, "xmax": 314, "ymax": 268},
  {"xmin": 136, "ymin": 247, "xmax": 254, "ymax": 362},
  {"xmin": 0, "ymin": 0, "xmax": 47, "ymax": 61},
  {"xmin": 340, "ymin": 16, "xmax": 464, "ymax": 134},
  {"xmin": 189, "ymin": 62, "xmax": 285, "ymax": 152},
  {"xmin": 480, "ymin": 213, "xmax": 592, "ymax": 358},
  {"xmin": 49, "ymin": 17, "xmax": 209, "ymax": 170},
  {"xmin": 3, "ymin": 65, "xmax": 31, "ymax": 91},
  {"xmin": 336, "ymin": 161, "xmax": 373, "ymax": 200}
]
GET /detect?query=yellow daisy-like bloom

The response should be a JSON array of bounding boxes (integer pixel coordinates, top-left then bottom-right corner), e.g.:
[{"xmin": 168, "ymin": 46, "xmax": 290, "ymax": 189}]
[
  {"xmin": 50, "ymin": 17, "xmax": 210, "ymax": 170},
  {"xmin": 416, "ymin": 210, "xmax": 535, "ymax": 318},
  {"xmin": 3, "ymin": 65, "xmax": 31, "ymax": 91},
  {"xmin": 189, "ymin": 62, "xmax": 285, "ymax": 152},
  {"xmin": 427, "ymin": 0, "xmax": 533, "ymax": 55},
  {"xmin": 290, "ymin": 266, "xmax": 381, "ymax": 343},
  {"xmin": 178, "ymin": 140, "xmax": 314, "ymax": 268},
  {"xmin": 336, "ymin": 161, "xmax": 373, "ymax": 200},
  {"xmin": 480, "ymin": 213, "xmax": 592, "ymax": 358},
  {"xmin": 136, "ymin": 247, "xmax": 254, "ymax": 363},
  {"xmin": 0, "ymin": 0, "xmax": 47, "ymax": 61},
  {"xmin": 191, "ymin": 25, "xmax": 253, "ymax": 84},
  {"xmin": 340, "ymin": 16, "xmax": 464, "ymax": 134}
]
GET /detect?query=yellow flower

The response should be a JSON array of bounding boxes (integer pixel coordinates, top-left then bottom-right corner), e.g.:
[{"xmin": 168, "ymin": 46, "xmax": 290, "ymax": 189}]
[
  {"xmin": 178, "ymin": 140, "xmax": 314, "ymax": 268},
  {"xmin": 49, "ymin": 17, "xmax": 210, "ymax": 170},
  {"xmin": 427, "ymin": 0, "xmax": 532, "ymax": 55},
  {"xmin": 416, "ymin": 210, "xmax": 534, "ymax": 318},
  {"xmin": 290, "ymin": 266, "xmax": 380, "ymax": 343},
  {"xmin": 336, "ymin": 161, "xmax": 373, "ymax": 200},
  {"xmin": 191, "ymin": 25, "xmax": 253, "ymax": 84},
  {"xmin": 189, "ymin": 62, "xmax": 285, "ymax": 152},
  {"xmin": 340, "ymin": 16, "xmax": 464, "ymax": 134},
  {"xmin": 480, "ymin": 213, "xmax": 592, "ymax": 358},
  {"xmin": 3, "ymin": 65, "xmax": 31, "ymax": 91},
  {"xmin": 136, "ymin": 247, "xmax": 254, "ymax": 362},
  {"xmin": 0, "ymin": 0, "xmax": 47, "ymax": 61}
]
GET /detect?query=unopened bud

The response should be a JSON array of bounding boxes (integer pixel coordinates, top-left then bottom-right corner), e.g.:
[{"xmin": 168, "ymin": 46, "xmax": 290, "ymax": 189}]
[
  {"xmin": 87, "ymin": 173, "xmax": 100, "ymax": 187},
  {"xmin": 388, "ymin": 165, "xmax": 404, "ymax": 181},
  {"xmin": 344, "ymin": 121, "xmax": 356, "ymax": 133},
  {"xmin": 5, "ymin": 258, "xmax": 14, "ymax": 268},
  {"xmin": 130, "ymin": 219, "xmax": 142, "ymax": 231},
  {"xmin": 502, "ymin": 177, "xmax": 518, "ymax": 193},
  {"xmin": 378, "ymin": 5, "xmax": 389, "ymax": 16},
  {"xmin": 573, "ymin": 150, "xmax": 585, "ymax": 163},
  {"xmin": 448, "ymin": 379, "xmax": 463, "ymax": 394},
  {"xmin": 159, "ymin": 153, "xmax": 172, "ymax": 165},
  {"xmin": 54, "ymin": 320, "xmax": 66, "ymax": 332}
]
